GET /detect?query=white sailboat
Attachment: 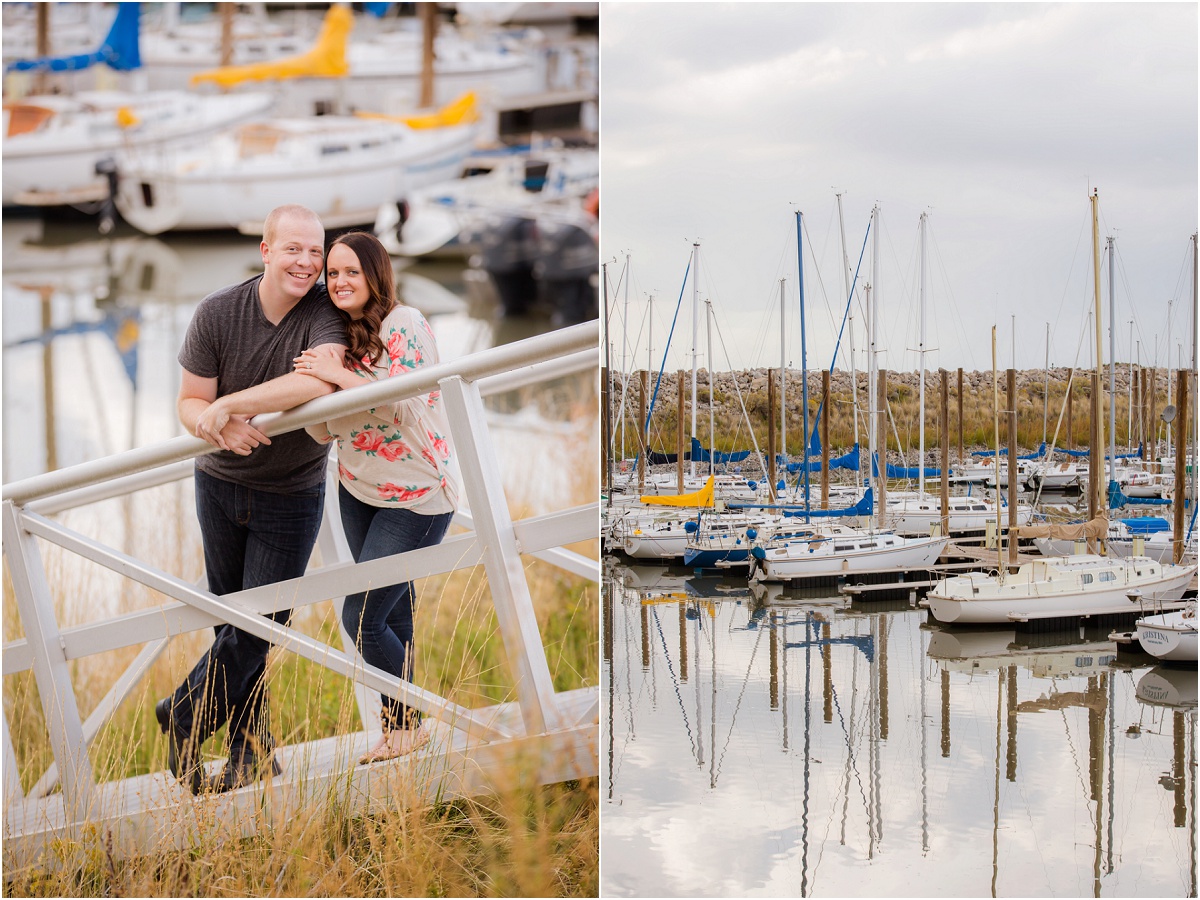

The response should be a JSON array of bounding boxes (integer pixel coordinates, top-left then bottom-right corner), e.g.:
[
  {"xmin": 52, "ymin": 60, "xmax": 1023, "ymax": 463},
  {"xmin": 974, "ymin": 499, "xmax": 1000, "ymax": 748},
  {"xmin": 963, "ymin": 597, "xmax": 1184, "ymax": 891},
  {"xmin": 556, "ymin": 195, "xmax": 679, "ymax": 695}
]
[
  {"xmin": 114, "ymin": 95, "xmax": 480, "ymax": 234},
  {"xmin": 750, "ymin": 206, "xmax": 949, "ymax": 581},
  {"xmin": 926, "ymin": 554, "xmax": 1194, "ymax": 624},
  {"xmin": 375, "ymin": 144, "xmax": 598, "ymax": 257},
  {"xmin": 927, "ymin": 192, "xmax": 1199, "ymax": 625},
  {"xmin": 3, "ymin": 90, "xmax": 274, "ymax": 207}
]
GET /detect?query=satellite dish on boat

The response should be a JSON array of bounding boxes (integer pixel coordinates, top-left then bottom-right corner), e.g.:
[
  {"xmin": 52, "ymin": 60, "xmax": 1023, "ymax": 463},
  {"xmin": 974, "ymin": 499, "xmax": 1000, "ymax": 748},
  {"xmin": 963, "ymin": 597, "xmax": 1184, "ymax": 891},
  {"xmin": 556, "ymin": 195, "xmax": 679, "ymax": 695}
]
[{"xmin": 1161, "ymin": 405, "xmax": 1177, "ymax": 424}]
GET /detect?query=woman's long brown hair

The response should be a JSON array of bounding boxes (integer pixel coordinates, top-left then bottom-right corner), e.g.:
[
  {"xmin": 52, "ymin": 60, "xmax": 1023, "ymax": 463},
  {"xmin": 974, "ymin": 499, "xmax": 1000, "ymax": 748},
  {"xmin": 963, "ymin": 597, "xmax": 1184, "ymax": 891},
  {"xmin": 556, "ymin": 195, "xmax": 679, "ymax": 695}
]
[{"xmin": 326, "ymin": 231, "xmax": 398, "ymax": 370}]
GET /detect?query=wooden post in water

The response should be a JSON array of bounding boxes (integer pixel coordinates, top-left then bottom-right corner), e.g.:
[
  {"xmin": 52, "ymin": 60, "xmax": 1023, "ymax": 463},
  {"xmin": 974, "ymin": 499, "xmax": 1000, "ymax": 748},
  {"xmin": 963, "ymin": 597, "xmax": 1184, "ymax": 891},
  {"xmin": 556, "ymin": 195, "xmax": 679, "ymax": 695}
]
[
  {"xmin": 822, "ymin": 621, "xmax": 832, "ymax": 723},
  {"xmin": 1172, "ymin": 369, "xmax": 1188, "ymax": 564},
  {"xmin": 1066, "ymin": 375, "xmax": 1074, "ymax": 451},
  {"xmin": 219, "ymin": 3, "xmax": 235, "ymax": 65},
  {"xmin": 419, "ymin": 3, "xmax": 437, "ymax": 109},
  {"xmin": 640, "ymin": 602, "xmax": 650, "ymax": 669},
  {"xmin": 769, "ymin": 614, "xmax": 779, "ymax": 710},
  {"xmin": 940, "ymin": 369, "xmax": 950, "ymax": 537},
  {"xmin": 1089, "ymin": 368, "xmax": 1102, "ymax": 526},
  {"xmin": 877, "ymin": 369, "xmax": 888, "ymax": 522},
  {"xmin": 1148, "ymin": 367, "xmax": 1158, "ymax": 457},
  {"xmin": 821, "ymin": 370, "xmax": 830, "ymax": 508},
  {"xmin": 1007, "ymin": 368, "xmax": 1018, "ymax": 565},
  {"xmin": 1139, "ymin": 367, "xmax": 1148, "ymax": 458},
  {"xmin": 34, "ymin": 4, "xmax": 49, "ymax": 94},
  {"xmin": 1005, "ymin": 666, "xmax": 1018, "ymax": 782},
  {"xmin": 601, "ymin": 367, "xmax": 611, "ymax": 495},
  {"xmin": 940, "ymin": 669, "xmax": 951, "ymax": 758},
  {"xmin": 676, "ymin": 370, "xmax": 686, "ymax": 494},
  {"xmin": 679, "ymin": 604, "xmax": 688, "ymax": 683},
  {"xmin": 637, "ymin": 370, "xmax": 647, "ymax": 495},
  {"xmin": 767, "ymin": 369, "xmax": 777, "ymax": 493},
  {"xmin": 957, "ymin": 368, "xmax": 964, "ymax": 465}
]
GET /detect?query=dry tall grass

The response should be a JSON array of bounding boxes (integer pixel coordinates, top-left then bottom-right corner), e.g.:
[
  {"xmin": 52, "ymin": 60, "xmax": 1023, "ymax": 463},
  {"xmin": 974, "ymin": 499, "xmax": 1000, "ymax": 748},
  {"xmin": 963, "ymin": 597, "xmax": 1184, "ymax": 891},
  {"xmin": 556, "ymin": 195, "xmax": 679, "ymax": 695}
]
[
  {"xmin": 3, "ymin": 381, "xmax": 599, "ymax": 897},
  {"xmin": 616, "ymin": 368, "xmax": 1177, "ymax": 459}
]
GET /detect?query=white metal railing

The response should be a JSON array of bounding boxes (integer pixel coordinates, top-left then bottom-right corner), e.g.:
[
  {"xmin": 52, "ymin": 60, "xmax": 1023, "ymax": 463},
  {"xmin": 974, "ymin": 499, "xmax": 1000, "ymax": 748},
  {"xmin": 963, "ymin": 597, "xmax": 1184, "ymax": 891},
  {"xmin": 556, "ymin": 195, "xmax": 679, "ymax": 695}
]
[{"xmin": 2, "ymin": 320, "xmax": 599, "ymax": 845}]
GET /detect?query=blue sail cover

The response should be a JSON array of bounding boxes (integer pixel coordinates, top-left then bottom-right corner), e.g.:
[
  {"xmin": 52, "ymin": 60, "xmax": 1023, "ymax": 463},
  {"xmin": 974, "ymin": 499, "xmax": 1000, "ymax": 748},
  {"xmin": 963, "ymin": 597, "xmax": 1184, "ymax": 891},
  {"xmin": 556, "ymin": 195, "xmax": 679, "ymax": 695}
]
[
  {"xmin": 1108, "ymin": 480, "xmax": 1172, "ymax": 509},
  {"xmin": 972, "ymin": 441, "xmax": 1047, "ymax": 459},
  {"xmin": 8, "ymin": 3, "xmax": 141, "ymax": 72},
  {"xmin": 786, "ymin": 443, "xmax": 860, "ymax": 474},
  {"xmin": 1059, "ymin": 444, "xmax": 1142, "ymax": 459},
  {"xmin": 884, "ymin": 463, "xmax": 943, "ymax": 478},
  {"xmin": 870, "ymin": 454, "xmax": 940, "ymax": 478},
  {"xmin": 780, "ymin": 487, "xmax": 874, "ymax": 519},
  {"xmin": 1119, "ymin": 517, "xmax": 1169, "ymax": 534},
  {"xmin": 690, "ymin": 437, "xmax": 751, "ymax": 464}
]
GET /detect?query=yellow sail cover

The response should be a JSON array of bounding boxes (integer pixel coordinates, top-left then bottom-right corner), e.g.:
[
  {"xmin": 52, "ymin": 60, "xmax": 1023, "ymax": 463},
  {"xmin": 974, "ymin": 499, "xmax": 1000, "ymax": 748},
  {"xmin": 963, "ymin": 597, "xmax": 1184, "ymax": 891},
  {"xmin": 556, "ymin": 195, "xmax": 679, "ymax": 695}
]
[
  {"xmin": 640, "ymin": 476, "xmax": 714, "ymax": 508},
  {"xmin": 190, "ymin": 4, "xmax": 353, "ymax": 88},
  {"xmin": 356, "ymin": 92, "xmax": 480, "ymax": 129}
]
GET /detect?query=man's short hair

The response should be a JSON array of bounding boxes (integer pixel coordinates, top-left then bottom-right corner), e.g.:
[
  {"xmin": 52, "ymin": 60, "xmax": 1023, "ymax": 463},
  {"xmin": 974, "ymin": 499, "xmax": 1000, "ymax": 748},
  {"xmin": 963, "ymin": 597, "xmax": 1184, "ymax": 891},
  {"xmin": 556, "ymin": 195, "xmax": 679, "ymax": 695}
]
[{"xmin": 262, "ymin": 205, "xmax": 323, "ymax": 245}]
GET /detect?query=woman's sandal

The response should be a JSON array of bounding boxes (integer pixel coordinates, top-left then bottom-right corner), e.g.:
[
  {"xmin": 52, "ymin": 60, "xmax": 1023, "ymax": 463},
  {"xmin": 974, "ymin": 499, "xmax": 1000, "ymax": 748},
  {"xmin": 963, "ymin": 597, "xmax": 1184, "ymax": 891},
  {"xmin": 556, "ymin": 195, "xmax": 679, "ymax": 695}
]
[{"xmin": 359, "ymin": 725, "xmax": 430, "ymax": 764}]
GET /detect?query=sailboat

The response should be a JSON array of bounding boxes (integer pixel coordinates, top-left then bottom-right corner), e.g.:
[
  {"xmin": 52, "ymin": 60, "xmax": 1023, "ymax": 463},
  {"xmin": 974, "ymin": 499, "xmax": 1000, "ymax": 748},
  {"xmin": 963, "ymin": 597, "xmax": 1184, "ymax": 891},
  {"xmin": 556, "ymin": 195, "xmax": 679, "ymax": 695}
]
[
  {"xmin": 113, "ymin": 92, "xmax": 480, "ymax": 234},
  {"xmin": 749, "ymin": 207, "xmax": 948, "ymax": 582},
  {"xmin": 927, "ymin": 192, "xmax": 1198, "ymax": 624}
]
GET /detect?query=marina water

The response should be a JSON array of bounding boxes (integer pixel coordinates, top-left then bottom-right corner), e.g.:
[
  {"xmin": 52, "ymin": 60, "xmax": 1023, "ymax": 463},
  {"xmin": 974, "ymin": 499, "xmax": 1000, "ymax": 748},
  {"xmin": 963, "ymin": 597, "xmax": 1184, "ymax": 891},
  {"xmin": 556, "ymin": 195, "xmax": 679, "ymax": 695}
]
[{"xmin": 603, "ymin": 561, "xmax": 1196, "ymax": 897}]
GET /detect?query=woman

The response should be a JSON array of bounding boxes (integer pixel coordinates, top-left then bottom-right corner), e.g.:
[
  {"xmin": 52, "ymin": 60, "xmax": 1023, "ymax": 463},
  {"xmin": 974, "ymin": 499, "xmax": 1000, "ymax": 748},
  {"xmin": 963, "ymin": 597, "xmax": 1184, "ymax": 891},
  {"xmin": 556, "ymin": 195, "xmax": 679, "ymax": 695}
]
[{"xmin": 296, "ymin": 231, "xmax": 458, "ymax": 763}]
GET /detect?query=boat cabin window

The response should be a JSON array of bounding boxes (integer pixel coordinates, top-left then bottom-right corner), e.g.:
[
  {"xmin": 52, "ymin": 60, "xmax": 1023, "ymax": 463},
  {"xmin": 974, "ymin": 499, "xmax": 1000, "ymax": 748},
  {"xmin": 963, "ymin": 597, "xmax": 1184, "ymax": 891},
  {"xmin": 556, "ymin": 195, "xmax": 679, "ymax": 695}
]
[
  {"xmin": 1080, "ymin": 573, "xmax": 1093, "ymax": 585},
  {"xmin": 524, "ymin": 161, "xmax": 550, "ymax": 192},
  {"xmin": 1098, "ymin": 571, "xmax": 1116, "ymax": 583}
]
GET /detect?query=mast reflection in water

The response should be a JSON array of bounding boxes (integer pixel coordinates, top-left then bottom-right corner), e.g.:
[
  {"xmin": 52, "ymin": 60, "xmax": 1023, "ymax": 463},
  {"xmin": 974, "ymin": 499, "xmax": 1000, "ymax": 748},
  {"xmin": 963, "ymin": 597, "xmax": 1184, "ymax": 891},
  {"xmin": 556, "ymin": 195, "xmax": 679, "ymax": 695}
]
[{"xmin": 602, "ymin": 561, "xmax": 1196, "ymax": 898}]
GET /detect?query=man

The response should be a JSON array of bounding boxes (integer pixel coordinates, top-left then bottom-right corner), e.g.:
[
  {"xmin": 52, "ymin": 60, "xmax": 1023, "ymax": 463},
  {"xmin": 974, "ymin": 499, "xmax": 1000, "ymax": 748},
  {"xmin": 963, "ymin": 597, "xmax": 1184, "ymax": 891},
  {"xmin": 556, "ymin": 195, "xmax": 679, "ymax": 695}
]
[{"xmin": 156, "ymin": 204, "xmax": 347, "ymax": 793}]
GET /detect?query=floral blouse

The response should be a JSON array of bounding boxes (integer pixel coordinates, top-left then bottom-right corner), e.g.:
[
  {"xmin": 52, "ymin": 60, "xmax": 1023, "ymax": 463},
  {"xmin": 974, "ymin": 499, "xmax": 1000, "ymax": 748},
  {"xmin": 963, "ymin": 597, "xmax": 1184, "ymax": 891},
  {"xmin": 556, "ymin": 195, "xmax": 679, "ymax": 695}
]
[{"xmin": 306, "ymin": 306, "xmax": 458, "ymax": 513}]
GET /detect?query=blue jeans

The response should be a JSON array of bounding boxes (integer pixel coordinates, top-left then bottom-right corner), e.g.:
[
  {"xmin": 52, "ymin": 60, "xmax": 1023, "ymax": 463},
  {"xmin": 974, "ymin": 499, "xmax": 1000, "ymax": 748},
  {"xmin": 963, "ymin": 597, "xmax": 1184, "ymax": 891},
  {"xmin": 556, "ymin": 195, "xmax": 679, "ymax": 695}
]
[
  {"xmin": 338, "ymin": 484, "xmax": 453, "ymax": 731},
  {"xmin": 169, "ymin": 469, "xmax": 325, "ymax": 758}
]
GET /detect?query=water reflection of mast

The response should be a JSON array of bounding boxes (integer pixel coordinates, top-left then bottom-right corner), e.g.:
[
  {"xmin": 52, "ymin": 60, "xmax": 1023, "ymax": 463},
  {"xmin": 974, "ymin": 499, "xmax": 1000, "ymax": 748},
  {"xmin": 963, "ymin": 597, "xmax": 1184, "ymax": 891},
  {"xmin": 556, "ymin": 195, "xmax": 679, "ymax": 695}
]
[{"xmin": 604, "ymin": 570, "xmax": 615, "ymax": 800}]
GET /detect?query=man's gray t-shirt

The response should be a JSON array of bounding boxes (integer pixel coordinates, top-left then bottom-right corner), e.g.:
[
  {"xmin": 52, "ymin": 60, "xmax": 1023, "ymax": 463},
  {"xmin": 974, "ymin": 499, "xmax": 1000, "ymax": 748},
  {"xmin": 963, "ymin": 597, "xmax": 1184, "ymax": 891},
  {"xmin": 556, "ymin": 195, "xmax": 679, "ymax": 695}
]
[{"xmin": 179, "ymin": 275, "xmax": 347, "ymax": 492}]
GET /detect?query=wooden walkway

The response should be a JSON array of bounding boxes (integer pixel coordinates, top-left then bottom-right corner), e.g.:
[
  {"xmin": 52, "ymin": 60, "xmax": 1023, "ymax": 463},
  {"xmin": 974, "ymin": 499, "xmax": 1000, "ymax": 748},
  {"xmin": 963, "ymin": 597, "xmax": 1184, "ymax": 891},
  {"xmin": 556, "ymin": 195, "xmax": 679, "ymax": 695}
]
[
  {"xmin": 4, "ymin": 690, "xmax": 596, "ymax": 870},
  {"xmin": 1, "ymin": 323, "xmax": 602, "ymax": 873}
]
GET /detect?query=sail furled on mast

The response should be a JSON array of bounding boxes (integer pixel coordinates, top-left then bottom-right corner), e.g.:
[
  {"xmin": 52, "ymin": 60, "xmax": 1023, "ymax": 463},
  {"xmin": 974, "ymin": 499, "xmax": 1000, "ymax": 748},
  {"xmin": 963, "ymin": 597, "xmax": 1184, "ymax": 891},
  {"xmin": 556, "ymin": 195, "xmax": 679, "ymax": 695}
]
[
  {"xmin": 690, "ymin": 438, "xmax": 750, "ymax": 464},
  {"xmin": 8, "ymin": 3, "xmax": 142, "ymax": 72}
]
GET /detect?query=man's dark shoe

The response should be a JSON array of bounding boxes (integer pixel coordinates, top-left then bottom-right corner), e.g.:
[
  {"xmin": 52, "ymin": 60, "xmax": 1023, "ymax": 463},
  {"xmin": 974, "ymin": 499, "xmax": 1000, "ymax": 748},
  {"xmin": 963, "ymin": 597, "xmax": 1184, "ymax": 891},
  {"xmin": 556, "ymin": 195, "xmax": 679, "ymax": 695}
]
[
  {"xmin": 155, "ymin": 697, "xmax": 201, "ymax": 795},
  {"xmin": 205, "ymin": 748, "xmax": 282, "ymax": 793}
]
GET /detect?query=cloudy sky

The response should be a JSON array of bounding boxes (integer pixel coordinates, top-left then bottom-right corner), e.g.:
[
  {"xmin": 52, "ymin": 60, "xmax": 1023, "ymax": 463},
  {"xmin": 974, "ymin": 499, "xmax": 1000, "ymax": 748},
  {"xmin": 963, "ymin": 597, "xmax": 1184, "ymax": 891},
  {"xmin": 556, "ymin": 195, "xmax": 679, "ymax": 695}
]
[{"xmin": 599, "ymin": 2, "xmax": 1197, "ymax": 376}]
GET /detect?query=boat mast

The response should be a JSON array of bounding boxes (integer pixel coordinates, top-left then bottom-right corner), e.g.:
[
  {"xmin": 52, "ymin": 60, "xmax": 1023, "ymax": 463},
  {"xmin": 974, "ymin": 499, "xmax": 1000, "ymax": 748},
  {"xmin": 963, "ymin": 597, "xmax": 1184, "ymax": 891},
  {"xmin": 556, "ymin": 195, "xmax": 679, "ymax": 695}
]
[
  {"xmin": 836, "ymin": 193, "xmax": 860, "ymax": 487},
  {"xmin": 706, "ymin": 299, "xmax": 715, "ymax": 478},
  {"xmin": 797, "ymin": 210, "xmax": 811, "ymax": 515},
  {"xmin": 868, "ymin": 204, "xmax": 880, "ymax": 509},
  {"xmin": 1089, "ymin": 189, "xmax": 1105, "ymax": 522},
  {"xmin": 780, "ymin": 277, "xmax": 787, "ymax": 471},
  {"xmin": 647, "ymin": 294, "xmax": 653, "ymax": 380},
  {"xmin": 1108, "ymin": 235, "xmax": 1117, "ymax": 485},
  {"xmin": 918, "ymin": 211, "xmax": 928, "ymax": 497},
  {"xmin": 690, "ymin": 242, "xmax": 699, "ymax": 478},
  {"xmin": 991, "ymin": 326, "xmax": 1003, "ymax": 580},
  {"xmin": 1044, "ymin": 323, "xmax": 1050, "ymax": 447},
  {"xmin": 622, "ymin": 252, "xmax": 630, "ymax": 465}
]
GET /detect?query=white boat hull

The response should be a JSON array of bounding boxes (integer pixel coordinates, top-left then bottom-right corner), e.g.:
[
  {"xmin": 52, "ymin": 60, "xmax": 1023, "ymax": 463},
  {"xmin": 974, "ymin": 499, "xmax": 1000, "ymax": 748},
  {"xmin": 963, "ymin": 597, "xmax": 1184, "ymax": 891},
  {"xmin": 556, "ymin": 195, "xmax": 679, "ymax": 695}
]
[
  {"xmin": 1135, "ymin": 607, "xmax": 1198, "ymax": 662},
  {"xmin": 115, "ymin": 118, "xmax": 478, "ymax": 234},
  {"xmin": 927, "ymin": 555, "xmax": 1196, "ymax": 624},
  {"xmin": 753, "ymin": 533, "xmax": 948, "ymax": 582}
]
